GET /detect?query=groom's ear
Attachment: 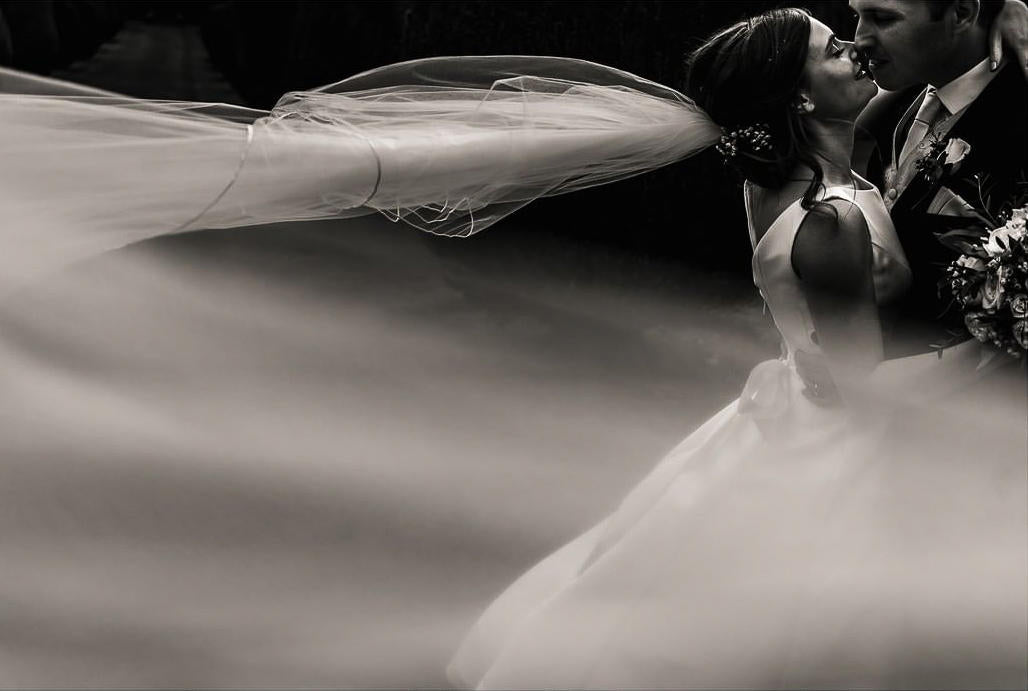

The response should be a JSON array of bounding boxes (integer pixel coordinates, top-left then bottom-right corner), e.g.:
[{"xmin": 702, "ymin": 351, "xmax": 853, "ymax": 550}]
[
  {"xmin": 793, "ymin": 92, "xmax": 815, "ymax": 115},
  {"xmin": 951, "ymin": 0, "xmax": 981, "ymax": 32}
]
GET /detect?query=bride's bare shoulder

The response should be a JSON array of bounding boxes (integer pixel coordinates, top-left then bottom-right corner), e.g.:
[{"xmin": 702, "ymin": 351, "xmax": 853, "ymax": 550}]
[{"xmin": 746, "ymin": 181, "xmax": 808, "ymax": 243}]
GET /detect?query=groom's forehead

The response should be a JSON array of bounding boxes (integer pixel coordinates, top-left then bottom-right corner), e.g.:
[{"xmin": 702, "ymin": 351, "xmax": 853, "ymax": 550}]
[{"xmin": 848, "ymin": 0, "xmax": 921, "ymax": 14}]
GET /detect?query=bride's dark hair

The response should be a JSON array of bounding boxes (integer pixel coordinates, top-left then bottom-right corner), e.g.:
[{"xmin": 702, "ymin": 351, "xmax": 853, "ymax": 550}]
[{"xmin": 684, "ymin": 7, "xmax": 825, "ymax": 209}]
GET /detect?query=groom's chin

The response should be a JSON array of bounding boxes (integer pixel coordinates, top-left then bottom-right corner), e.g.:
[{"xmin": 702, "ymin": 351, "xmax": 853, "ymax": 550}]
[
  {"xmin": 857, "ymin": 80, "xmax": 879, "ymax": 110},
  {"xmin": 867, "ymin": 64, "xmax": 908, "ymax": 92}
]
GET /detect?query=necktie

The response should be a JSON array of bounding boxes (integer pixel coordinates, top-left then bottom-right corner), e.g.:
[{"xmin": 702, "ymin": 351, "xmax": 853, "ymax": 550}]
[{"xmin": 898, "ymin": 87, "xmax": 947, "ymax": 168}]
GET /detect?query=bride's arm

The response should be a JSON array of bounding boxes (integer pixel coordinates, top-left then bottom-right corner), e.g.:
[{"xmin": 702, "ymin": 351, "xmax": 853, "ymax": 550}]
[
  {"xmin": 990, "ymin": 0, "xmax": 1028, "ymax": 79},
  {"xmin": 792, "ymin": 198, "xmax": 883, "ymax": 407}
]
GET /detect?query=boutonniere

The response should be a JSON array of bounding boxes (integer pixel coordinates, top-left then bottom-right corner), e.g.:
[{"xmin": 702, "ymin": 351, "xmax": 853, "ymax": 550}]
[{"xmin": 914, "ymin": 136, "xmax": 972, "ymax": 184}]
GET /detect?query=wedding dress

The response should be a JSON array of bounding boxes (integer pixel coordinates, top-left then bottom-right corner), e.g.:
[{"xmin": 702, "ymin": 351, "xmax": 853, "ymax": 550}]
[{"xmin": 447, "ymin": 180, "xmax": 1028, "ymax": 690}]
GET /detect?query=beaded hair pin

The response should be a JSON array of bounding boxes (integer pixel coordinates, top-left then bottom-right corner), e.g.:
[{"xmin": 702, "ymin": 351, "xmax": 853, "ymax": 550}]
[{"xmin": 715, "ymin": 122, "xmax": 772, "ymax": 161}]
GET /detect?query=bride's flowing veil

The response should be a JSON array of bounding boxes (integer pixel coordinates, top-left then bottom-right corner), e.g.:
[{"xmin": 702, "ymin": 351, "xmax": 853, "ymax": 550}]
[{"xmin": 0, "ymin": 56, "xmax": 719, "ymax": 293}]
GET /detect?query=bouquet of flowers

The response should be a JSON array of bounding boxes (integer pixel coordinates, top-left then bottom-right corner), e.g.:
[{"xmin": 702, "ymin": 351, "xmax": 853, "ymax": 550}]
[{"xmin": 942, "ymin": 196, "xmax": 1028, "ymax": 355}]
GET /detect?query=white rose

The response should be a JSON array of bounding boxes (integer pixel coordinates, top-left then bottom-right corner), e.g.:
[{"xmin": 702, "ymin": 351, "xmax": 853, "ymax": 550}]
[
  {"xmin": 1003, "ymin": 216, "xmax": 1027, "ymax": 238},
  {"xmin": 1007, "ymin": 206, "xmax": 1026, "ymax": 231},
  {"xmin": 942, "ymin": 138, "xmax": 971, "ymax": 170},
  {"xmin": 984, "ymin": 226, "xmax": 1023, "ymax": 256}
]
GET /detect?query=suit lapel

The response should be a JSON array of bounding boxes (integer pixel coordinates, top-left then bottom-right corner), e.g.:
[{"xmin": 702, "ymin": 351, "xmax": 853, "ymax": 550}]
[
  {"xmin": 854, "ymin": 84, "xmax": 923, "ymax": 188},
  {"xmin": 891, "ymin": 89, "xmax": 925, "ymax": 174},
  {"xmin": 882, "ymin": 90, "xmax": 927, "ymax": 210},
  {"xmin": 892, "ymin": 63, "xmax": 1024, "ymax": 218}
]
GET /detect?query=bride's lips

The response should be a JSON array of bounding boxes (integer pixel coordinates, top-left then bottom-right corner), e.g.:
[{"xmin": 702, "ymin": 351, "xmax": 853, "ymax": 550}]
[{"xmin": 854, "ymin": 55, "xmax": 874, "ymax": 80}]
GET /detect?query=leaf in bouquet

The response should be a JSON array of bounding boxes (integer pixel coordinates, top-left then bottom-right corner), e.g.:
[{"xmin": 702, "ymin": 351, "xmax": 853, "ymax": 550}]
[
  {"xmin": 937, "ymin": 229, "xmax": 987, "ymax": 254},
  {"xmin": 940, "ymin": 238, "xmax": 987, "ymax": 255},
  {"xmin": 939, "ymin": 228, "xmax": 988, "ymax": 242},
  {"xmin": 974, "ymin": 173, "xmax": 1002, "ymax": 227}
]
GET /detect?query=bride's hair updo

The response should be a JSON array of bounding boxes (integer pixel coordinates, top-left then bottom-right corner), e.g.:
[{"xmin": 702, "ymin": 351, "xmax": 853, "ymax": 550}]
[{"xmin": 684, "ymin": 8, "xmax": 825, "ymax": 209}]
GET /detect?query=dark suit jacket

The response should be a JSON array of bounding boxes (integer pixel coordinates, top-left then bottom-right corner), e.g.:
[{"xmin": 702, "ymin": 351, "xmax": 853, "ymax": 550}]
[{"xmin": 854, "ymin": 64, "xmax": 1028, "ymax": 358}]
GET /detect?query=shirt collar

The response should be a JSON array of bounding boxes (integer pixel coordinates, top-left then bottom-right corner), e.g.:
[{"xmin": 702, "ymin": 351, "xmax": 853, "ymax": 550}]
[{"xmin": 931, "ymin": 56, "xmax": 1004, "ymax": 115}]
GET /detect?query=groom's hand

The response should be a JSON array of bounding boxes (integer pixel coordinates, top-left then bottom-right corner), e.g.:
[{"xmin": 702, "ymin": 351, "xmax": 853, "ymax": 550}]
[{"xmin": 990, "ymin": 0, "xmax": 1028, "ymax": 80}]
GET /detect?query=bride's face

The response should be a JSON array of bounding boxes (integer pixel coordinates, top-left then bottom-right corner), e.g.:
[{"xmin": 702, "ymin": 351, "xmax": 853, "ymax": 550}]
[{"xmin": 798, "ymin": 18, "xmax": 877, "ymax": 121}]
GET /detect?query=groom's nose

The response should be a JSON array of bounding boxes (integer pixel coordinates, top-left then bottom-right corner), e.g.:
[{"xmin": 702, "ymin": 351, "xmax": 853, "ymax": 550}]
[{"xmin": 853, "ymin": 20, "xmax": 875, "ymax": 52}]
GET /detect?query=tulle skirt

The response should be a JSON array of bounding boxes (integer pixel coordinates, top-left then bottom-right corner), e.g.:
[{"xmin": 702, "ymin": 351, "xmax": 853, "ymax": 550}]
[{"xmin": 448, "ymin": 344, "xmax": 1028, "ymax": 689}]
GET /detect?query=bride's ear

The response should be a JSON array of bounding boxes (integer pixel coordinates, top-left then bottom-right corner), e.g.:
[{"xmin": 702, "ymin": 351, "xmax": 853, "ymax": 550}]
[{"xmin": 793, "ymin": 93, "xmax": 815, "ymax": 115}]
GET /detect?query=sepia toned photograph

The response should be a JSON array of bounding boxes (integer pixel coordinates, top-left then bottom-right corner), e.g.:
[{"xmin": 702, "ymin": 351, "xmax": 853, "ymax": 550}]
[{"xmin": 0, "ymin": 0, "xmax": 1025, "ymax": 687}]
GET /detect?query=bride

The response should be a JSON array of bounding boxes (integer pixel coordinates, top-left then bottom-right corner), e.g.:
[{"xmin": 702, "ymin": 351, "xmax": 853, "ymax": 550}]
[{"xmin": 447, "ymin": 8, "xmax": 1027, "ymax": 690}]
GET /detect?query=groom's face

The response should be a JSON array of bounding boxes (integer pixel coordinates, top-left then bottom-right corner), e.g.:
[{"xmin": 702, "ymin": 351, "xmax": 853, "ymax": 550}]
[{"xmin": 850, "ymin": 0, "xmax": 950, "ymax": 90}]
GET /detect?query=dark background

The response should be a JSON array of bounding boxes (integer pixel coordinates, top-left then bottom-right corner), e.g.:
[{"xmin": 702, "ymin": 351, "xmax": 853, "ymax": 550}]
[{"xmin": 0, "ymin": 0, "xmax": 858, "ymax": 273}]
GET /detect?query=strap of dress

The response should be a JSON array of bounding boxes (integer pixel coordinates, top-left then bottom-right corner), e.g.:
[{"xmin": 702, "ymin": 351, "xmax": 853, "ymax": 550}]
[{"xmin": 743, "ymin": 181, "xmax": 758, "ymax": 249}]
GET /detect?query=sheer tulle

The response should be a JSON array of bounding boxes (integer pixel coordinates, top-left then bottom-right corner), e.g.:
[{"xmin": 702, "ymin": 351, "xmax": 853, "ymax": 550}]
[{"xmin": 0, "ymin": 57, "xmax": 719, "ymax": 291}]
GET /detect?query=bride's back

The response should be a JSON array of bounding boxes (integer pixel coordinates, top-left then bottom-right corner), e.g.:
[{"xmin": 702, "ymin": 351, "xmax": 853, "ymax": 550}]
[{"xmin": 745, "ymin": 180, "xmax": 811, "ymax": 248}]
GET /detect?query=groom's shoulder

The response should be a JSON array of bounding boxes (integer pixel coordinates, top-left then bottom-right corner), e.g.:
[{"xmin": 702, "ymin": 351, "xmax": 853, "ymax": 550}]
[
  {"xmin": 985, "ymin": 59, "xmax": 1026, "ymax": 99},
  {"xmin": 954, "ymin": 62, "xmax": 1026, "ymax": 167},
  {"xmin": 967, "ymin": 61, "xmax": 1026, "ymax": 127}
]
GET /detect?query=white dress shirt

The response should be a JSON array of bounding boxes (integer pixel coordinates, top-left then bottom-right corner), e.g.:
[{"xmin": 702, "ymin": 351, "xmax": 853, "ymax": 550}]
[{"xmin": 933, "ymin": 56, "xmax": 1005, "ymax": 117}]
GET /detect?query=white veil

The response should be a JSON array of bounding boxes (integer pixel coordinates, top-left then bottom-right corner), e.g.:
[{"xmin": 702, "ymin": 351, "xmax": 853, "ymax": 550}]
[{"xmin": 0, "ymin": 56, "xmax": 720, "ymax": 292}]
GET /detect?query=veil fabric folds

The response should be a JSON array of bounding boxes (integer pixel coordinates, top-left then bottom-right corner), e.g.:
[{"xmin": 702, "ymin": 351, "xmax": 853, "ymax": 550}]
[{"xmin": 0, "ymin": 56, "xmax": 720, "ymax": 291}]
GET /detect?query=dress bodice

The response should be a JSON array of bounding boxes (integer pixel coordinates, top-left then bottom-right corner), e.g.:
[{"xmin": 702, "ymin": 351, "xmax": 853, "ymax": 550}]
[{"xmin": 745, "ymin": 178, "xmax": 912, "ymax": 360}]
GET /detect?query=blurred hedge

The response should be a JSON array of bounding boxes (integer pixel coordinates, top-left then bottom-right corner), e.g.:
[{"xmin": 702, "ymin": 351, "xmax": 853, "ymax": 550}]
[{"xmin": 0, "ymin": 1, "xmax": 123, "ymax": 72}]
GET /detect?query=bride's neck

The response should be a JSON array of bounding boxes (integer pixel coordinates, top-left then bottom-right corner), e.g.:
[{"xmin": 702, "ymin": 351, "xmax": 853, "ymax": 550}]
[{"xmin": 803, "ymin": 118, "xmax": 856, "ymax": 187}]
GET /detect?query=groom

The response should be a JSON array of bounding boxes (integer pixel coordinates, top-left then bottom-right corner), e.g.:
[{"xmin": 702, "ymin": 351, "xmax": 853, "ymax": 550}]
[{"xmin": 850, "ymin": 0, "xmax": 1028, "ymax": 358}]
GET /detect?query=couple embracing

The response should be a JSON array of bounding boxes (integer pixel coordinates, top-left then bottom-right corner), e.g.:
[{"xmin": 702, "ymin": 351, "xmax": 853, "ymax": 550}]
[{"xmin": 449, "ymin": 1, "xmax": 1028, "ymax": 688}]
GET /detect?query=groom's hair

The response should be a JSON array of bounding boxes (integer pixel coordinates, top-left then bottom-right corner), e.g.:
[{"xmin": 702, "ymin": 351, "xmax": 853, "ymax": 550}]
[
  {"xmin": 683, "ymin": 8, "xmax": 827, "ymax": 210},
  {"xmin": 926, "ymin": 0, "xmax": 1003, "ymax": 25}
]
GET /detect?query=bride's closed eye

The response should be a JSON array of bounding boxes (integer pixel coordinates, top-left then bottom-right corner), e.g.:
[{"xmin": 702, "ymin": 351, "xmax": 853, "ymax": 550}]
[{"xmin": 824, "ymin": 34, "xmax": 848, "ymax": 59}]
